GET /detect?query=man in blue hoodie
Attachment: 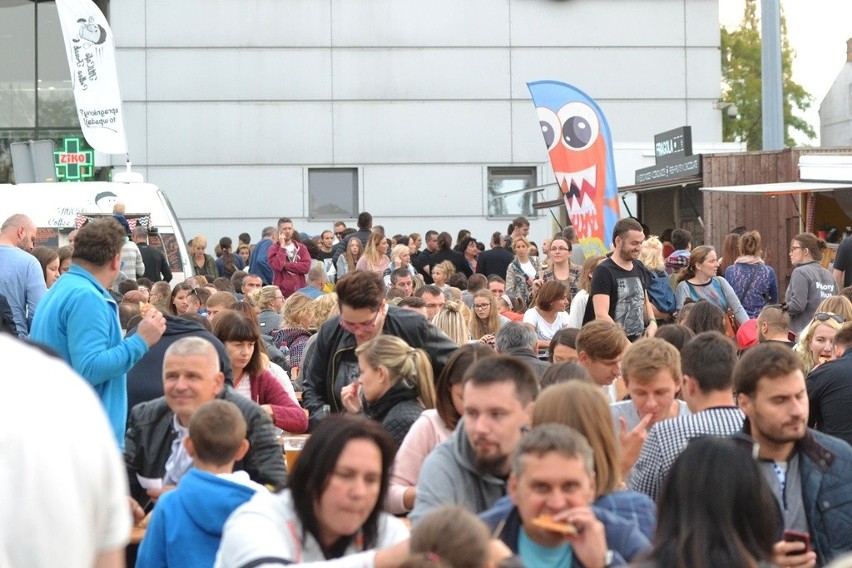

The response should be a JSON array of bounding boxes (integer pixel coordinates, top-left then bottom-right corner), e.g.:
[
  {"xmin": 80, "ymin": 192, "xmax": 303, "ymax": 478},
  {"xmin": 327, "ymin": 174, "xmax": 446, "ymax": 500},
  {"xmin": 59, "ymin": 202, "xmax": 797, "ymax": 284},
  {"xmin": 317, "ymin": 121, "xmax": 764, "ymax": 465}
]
[
  {"xmin": 481, "ymin": 425, "xmax": 650, "ymax": 568},
  {"xmin": 135, "ymin": 399, "xmax": 264, "ymax": 568}
]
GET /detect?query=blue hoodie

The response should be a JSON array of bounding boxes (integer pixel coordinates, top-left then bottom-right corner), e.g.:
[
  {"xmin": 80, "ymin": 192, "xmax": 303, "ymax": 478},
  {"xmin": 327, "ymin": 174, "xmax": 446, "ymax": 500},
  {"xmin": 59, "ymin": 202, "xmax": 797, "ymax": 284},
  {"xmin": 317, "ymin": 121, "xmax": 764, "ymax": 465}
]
[{"xmin": 135, "ymin": 469, "xmax": 260, "ymax": 568}]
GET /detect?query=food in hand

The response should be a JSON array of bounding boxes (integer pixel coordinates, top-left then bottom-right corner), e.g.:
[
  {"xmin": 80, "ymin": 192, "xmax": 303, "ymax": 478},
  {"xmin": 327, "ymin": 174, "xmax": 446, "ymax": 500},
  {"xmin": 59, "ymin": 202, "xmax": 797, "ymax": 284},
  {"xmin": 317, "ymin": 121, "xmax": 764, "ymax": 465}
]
[
  {"xmin": 531, "ymin": 514, "xmax": 578, "ymax": 536},
  {"xmin": 139, "ymin": 302, "xmax": 155, "ymax": 315}
]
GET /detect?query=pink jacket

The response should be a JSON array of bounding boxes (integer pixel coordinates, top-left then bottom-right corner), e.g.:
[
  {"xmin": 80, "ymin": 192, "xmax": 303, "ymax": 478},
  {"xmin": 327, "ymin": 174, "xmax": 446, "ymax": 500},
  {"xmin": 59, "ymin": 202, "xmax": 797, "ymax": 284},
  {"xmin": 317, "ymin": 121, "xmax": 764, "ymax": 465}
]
[
  {"xmin": 386, "ymin": 409, "xmax": 453, "ymax": 514},
  {"xmin": 247, "ymin": 369, "xmax": 308, "ymax": 434},
  {"xmin": 268, "ymin": 241, "xmax": 311, "ymax": 298}
]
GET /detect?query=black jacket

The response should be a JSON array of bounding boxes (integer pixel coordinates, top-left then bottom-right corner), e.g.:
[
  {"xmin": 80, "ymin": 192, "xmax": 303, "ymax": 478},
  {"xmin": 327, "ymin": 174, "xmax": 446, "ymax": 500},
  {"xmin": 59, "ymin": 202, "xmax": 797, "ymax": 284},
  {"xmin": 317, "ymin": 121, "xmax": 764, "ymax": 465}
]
[
  {"xmin": 476, "ymin": 246, "xmax": 514, "ymax": 280},
  {"xmin": 126, "ymin": 315, "xmax": 234, "ymax": 410},
  {"xmin": 138, "ymin": 243, "xmax": 172, "ymax": 283},
  {"xmin": 363, "ymin": 382, "xmax": 424, "ymax": 448},
  {"xmin": 502, "ymin": 347, "xmax": 550, "ymax": 378},
  {"xmin": 124, "ymin": 386, "xmax": 286, "ymax": 507},
  {"xmin": 301, "ymin": 306, "xmax": 457, "ymax": 430}
]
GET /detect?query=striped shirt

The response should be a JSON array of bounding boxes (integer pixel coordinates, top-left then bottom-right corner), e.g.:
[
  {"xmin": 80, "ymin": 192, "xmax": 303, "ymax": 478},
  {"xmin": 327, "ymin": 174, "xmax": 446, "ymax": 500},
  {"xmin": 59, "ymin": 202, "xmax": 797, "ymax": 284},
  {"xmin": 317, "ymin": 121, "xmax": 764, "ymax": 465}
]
[{"xmin": 628, "ymin": 406, "xmax": 745, "ymax": 500}]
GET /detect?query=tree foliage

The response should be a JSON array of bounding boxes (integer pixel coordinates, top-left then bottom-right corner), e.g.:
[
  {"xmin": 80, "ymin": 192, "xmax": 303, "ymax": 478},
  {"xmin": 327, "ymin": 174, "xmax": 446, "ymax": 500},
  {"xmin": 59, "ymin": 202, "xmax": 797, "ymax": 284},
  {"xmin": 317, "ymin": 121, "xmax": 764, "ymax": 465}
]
[{"xmin": 720, "ymin": 0, "xmax": 815, "ymax": 150}]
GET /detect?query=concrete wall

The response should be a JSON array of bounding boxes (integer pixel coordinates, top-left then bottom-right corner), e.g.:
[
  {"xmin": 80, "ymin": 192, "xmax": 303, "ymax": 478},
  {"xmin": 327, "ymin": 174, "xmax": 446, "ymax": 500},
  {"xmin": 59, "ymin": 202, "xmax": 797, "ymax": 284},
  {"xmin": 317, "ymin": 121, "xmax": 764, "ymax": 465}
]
[{"xmin": 110, "ymin": 0, "xmax": 724, "ymax": 245}]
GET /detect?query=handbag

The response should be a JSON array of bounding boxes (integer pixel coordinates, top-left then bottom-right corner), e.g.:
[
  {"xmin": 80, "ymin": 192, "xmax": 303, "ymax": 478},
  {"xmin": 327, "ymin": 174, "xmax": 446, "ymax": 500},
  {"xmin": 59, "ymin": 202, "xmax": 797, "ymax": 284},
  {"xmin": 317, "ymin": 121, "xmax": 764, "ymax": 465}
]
[{"xmin": 724, "ymin": 308, "xmax": 740, "ymax": 338}]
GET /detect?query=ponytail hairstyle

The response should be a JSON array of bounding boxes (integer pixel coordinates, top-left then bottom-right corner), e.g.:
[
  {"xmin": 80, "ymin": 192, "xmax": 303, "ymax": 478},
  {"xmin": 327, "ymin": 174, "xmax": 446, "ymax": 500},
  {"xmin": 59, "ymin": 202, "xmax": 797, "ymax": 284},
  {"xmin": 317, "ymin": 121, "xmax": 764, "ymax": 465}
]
[
  {"xmin": 738, "ymin": 230, "xmax": 762, "ymax": 258},
  {"xmin": 676, "ymin": 245, "xmax": 715, "ymax": 284},
  {"xmin": 219, "ymin": 236, "xmax": 236, "ymax": 275},
  {"xmin": 794, "ymin": 232, "xmax": 826, "ymax": 261},
  {"xmin": 355, "ymin": 335, "xmax": 436, "ymax": 409}
]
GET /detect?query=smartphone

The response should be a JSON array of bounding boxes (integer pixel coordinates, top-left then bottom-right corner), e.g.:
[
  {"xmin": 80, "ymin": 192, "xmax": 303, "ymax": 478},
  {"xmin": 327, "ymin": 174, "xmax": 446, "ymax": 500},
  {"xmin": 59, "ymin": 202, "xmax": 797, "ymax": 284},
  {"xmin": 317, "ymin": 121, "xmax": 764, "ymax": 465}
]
[{"xmin": 783, "ymin": 530, "xmax": 811, "ymax": 555}]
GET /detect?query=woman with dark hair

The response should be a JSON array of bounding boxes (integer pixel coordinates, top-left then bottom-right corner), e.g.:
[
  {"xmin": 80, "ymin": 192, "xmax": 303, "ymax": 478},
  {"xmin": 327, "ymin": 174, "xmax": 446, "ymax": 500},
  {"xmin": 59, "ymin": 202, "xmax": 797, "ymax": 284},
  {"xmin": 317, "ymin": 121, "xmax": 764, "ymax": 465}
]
[
  {"xmin": 31, "ymin": 245, "xmax": 60, "ymax": 288},
  {"xmin": 566, "ymin": 254, "xmax": 606, "ymax": 329},
  {"xmin": 533, "ymin": 382, "xmax": 657, "ymax": 539},
  {"xmin": 340, "ymin": 334, "xmax": 436, "ymax": 446},
  {"xmin": 786, "ymin": 232, "xmax": 837, "ymax": 333},
  {"xmin": 386, "ymin": 344, "xmax": 494, "ymax": 514},
  {"xmin": 216, "ymin": 415, "xmax": 410, "ymax": 566},
  {"xmin": 724, "ymin": 230, "xmax": 778, "ymax": 318},
  {"xmin": 675, "ymin": 245, "xmax": 748, "ymax": 327},
  {"xmin": 212, "ymin": 310, "xmax": 307, "ymax": 433},
  {"xmin": 539, "ymin": 235, "xmax": 580, "ymax": 299},
  {"xmin": 169, "ymin": 281, "xmax": 195, "ymax": 316},
  {"xmin": 681, "ymin": 300, "xmax": 726, "ymax": 335},
  {"xmin": 216, "ymin": 236, "xmax": 245, "ymax": 278},
  {"xmin": 638, "ymin": 436, "xmax": 778, "ymax": 568},
  {"xmin": 719, "ymin": 232, "xmax": 741, "ymax": 276},
  {"xmin": 653, "ymin": 323, "xmax": 695, "ymax": 352},
  {"xmin": 523, "ymin": 280, "xmax": 569, "ymax": 351},
  {"xmin": 57, "ymin": 245, "xmax": 73, "ymax": 276},
  {"xmin": 547, "ymin": 327, "xmax": 579, "ymax": 363},
  {"xmin": 539, "ymin": 361, "xmax": 592, "ymax": 389},
  {"xmin": 459, "ymin": 236, "xmax": 479, "ymax": 273},
  {"xmin": 427, "ymin": 232, "xmax": 472, "ymax": 280}
]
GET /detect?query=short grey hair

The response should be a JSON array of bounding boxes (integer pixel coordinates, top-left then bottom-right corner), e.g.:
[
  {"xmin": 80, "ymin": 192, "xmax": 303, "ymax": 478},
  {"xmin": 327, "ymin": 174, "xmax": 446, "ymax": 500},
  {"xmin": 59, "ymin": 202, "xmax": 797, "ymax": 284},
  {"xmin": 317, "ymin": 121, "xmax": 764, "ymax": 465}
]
[
  {"xmin": 307, "ymin": 262, "xmax": 326, "ymax": 283},
  {"xmin": 163, "ymin": 337, "xmax": 219, "ymax": 368},
  {"xmin": 495, "ymin": 321, "xmax": 537, "ymax": 353},
  {"xmin": 261, "ymin": 226, "xmax": 276, "ymax": 238},
  {"xmin": 511, "ymin": 424, "xmax": 595, "ymax": 478}
]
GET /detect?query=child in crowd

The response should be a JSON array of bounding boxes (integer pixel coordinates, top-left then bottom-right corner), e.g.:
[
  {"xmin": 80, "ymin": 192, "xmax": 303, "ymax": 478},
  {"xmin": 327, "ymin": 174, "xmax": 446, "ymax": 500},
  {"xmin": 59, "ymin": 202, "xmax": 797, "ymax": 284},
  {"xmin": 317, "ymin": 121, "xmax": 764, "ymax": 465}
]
[{"xmin": 135, "ymin": 400, "xmax": 265, "ymax": 568}]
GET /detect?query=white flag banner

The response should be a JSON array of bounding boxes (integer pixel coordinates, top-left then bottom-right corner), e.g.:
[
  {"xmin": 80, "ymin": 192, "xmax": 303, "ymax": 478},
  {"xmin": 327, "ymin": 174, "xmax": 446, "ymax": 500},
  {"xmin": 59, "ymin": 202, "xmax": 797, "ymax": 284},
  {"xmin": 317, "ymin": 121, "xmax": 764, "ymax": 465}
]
[{"xmin": 55, "ymin": 0, "xmax": 128, "ymax": 155}]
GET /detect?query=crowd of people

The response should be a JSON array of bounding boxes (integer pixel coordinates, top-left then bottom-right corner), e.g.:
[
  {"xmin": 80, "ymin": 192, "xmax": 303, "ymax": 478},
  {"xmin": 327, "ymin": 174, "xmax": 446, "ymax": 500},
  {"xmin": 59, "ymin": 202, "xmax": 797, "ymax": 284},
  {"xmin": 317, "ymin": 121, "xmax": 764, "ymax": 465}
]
[{"xmin": 2, "ymin": 208, "xmax": 852, "ymax": 568}]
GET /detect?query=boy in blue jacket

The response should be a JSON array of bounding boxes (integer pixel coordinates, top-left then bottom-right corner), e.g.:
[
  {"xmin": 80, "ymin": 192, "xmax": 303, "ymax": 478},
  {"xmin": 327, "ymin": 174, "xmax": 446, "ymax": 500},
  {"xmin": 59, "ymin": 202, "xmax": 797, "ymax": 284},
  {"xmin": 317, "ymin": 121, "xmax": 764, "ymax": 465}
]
[{"xmin": 135, "ymin": 400, "xmax": 265, "ymax": 568}]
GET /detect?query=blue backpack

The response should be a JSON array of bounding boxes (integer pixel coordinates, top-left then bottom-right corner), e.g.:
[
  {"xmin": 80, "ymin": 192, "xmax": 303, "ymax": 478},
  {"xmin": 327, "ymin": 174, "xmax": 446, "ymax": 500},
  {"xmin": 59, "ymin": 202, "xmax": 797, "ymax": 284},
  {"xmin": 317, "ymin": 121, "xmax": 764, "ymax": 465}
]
[{"xmin": 647, "ymin": 270, "xmax": 677, "ymax": 314}]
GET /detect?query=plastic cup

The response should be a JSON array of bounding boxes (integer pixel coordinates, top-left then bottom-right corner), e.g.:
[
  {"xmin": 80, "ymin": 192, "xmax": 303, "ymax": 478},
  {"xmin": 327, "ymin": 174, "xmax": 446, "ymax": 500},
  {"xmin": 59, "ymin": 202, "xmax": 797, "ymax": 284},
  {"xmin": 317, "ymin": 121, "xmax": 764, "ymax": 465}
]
[{"xmin": 284, "ymin": 436, "xmax": 307, "ymax": 472}]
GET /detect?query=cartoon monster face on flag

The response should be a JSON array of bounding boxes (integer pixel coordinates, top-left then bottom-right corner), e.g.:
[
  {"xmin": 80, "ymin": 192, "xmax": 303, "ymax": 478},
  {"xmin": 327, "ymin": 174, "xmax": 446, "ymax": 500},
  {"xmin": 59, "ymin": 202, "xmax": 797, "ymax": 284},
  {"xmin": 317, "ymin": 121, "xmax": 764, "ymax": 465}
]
[{"xmin": 527, "ymin": 80, "xmax": 620, "ymax": 257}]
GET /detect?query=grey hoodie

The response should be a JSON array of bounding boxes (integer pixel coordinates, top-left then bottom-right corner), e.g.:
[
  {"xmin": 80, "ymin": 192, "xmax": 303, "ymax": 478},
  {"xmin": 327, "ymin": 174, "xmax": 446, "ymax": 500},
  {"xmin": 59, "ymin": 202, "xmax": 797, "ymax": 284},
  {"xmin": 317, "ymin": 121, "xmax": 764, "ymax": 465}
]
[
  {"xmin": 409, "ymin": 418, "xmax": 507, "ymax": 525},
  {"xmin": 785, "ymin": 261, "xmax": 836, "ymax": 333}
]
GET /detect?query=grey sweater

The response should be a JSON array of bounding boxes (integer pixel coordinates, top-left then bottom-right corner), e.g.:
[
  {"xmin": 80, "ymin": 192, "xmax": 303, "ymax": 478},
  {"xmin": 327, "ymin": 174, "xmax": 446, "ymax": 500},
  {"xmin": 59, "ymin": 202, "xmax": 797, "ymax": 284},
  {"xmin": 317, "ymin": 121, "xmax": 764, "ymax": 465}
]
[
  {"xmin": 785, "ymin": 261, "xmax": 836, "ymax": 333},
  {"xmin": 409, "ymin": 418, "xmax": 506, "ymax": 525}
]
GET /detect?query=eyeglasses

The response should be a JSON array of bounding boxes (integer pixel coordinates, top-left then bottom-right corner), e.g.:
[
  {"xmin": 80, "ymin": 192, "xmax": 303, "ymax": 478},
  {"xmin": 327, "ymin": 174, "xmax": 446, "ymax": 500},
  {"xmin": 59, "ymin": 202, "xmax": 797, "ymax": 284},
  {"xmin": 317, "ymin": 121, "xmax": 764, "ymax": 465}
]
[
  {"xmin": 335, "ymin": 232, "xmax": 344, "ymax": 237},
  {"xmin": 814, "ymin": 312, "xmax": 846, "ymax": 324},
  {"xmin": 474, "ymin": 303, "xmax": 491, "ymax": 310},
  {"xmin": 339, "ymin": 306, "xmax": 384, "ymax": 334},
  {"xmin": 789, "ymin": 245, "xmax": 803, "ymax": 252}
]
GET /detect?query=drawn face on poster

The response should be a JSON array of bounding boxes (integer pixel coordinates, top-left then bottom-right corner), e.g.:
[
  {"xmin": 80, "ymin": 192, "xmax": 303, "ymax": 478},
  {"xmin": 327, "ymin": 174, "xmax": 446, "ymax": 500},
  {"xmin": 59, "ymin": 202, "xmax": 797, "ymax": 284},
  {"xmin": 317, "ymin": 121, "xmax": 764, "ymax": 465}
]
[{"xmin": 528, "ymin": 81, "xmax": 621, "ymax": 257}]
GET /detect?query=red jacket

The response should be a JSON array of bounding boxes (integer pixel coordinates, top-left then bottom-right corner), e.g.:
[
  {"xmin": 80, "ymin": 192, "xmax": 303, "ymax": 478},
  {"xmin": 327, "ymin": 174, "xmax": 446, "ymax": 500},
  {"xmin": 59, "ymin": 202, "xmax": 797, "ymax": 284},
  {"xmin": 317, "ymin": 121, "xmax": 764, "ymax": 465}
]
[
  {"xmin": 268, "ymin": 241, "xmax": 311, "ymax": 297},
  {"xmin": 247, "ymin": 369, "xmax": 308, "ymax": 433}
]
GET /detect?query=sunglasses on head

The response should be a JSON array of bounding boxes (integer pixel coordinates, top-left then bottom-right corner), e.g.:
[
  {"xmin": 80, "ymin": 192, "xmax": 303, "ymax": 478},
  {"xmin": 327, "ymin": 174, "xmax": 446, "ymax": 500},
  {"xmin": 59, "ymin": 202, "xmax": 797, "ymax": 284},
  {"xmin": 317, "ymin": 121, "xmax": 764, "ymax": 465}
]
[{"xmin": 814, "ymin": 312, "xmax": 845, "ymax": 324}]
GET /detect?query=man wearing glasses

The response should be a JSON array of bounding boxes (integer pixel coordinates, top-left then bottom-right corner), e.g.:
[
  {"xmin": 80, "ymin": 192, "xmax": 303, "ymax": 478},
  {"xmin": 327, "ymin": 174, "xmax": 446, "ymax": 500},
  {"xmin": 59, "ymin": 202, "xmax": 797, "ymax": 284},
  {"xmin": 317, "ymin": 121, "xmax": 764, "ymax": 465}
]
[{"xmin": 301, "ymin": 271, "xmax": 457, "ymax": 430}]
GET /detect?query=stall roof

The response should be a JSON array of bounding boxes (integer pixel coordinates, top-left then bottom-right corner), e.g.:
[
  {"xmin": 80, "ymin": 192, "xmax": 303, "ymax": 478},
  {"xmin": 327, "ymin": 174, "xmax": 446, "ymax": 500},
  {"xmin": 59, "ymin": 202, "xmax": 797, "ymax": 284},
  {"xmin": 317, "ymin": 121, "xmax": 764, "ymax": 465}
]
[
  {"xmin": 700, "ymin": 181, "xmax": 852, "ymax": 195},
  {"xmin": 618, "ymin": 174, "xmax": 703, "ymax": 195}
]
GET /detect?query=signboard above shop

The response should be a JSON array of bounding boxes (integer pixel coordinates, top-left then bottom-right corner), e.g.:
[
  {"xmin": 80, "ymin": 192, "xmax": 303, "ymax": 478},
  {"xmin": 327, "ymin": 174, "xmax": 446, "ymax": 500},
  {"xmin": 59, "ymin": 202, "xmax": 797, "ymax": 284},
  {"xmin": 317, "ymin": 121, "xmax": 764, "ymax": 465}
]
[{"xmin": 635, "ymin": 126, "xmax": 701, "ymax": 184}]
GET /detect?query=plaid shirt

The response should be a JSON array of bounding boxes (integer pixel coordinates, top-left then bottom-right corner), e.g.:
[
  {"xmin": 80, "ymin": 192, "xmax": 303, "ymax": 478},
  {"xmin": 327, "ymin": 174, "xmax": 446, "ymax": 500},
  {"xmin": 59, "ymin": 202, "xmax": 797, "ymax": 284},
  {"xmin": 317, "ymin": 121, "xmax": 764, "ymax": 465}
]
[{"xmin": 628, "ymin": 407, "xmax": 745, "ymax": 500}]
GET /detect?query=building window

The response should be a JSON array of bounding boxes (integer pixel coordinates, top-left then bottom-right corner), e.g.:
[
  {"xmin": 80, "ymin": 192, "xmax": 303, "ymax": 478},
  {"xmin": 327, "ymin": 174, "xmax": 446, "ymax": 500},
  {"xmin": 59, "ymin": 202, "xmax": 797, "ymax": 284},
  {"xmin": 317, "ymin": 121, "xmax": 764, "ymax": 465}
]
[
  {"xmin": 308, "ymin": 168, "xmax": 358, "ymax": 219},
  {"xmin": 487, "ymin": 167, "xmax": 538, "ymax": 218}
]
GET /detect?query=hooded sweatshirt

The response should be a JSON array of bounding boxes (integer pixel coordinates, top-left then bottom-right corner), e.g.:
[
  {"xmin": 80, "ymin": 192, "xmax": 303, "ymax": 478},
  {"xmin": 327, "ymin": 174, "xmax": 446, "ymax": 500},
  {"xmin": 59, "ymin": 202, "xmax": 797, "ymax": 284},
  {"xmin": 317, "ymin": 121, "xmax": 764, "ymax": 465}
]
[
  {"xmin": 785, "ymin": 261, "xmax": 837, "ymax": 334},
  {"xmin": 408, "ymin": 418, "xmax": 507, "ymax": 525},
  {"xmin": 127, "ymin": 315, "xmax": 234, "ymax": 411},
  {"xmin": 135, "ymin": 469, "xmax": 261, "ymax": 568}
]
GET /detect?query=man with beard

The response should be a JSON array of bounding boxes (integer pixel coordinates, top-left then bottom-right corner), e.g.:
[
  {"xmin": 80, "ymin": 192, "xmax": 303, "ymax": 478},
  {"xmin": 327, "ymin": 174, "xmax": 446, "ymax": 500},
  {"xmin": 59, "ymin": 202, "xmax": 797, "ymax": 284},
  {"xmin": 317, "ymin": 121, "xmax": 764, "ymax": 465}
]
[
  {"xmin": 583, "ymin": 218, "xmax": 657, "ymax": 341},
  {"xmin": 736, "ymin": 343, "xmax": 852, "ymax": 567},
  {"xmin": 409, "ymin": 356, "xmax": 538, "ymax": 525}
]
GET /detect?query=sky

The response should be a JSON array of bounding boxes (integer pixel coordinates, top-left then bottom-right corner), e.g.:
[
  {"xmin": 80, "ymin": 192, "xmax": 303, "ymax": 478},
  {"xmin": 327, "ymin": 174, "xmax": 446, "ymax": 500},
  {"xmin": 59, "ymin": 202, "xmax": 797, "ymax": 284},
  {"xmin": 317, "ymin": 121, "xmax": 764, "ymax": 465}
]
[{"xmin": 719, "ymin": 0, "xmax": 852, "ymax": 145}]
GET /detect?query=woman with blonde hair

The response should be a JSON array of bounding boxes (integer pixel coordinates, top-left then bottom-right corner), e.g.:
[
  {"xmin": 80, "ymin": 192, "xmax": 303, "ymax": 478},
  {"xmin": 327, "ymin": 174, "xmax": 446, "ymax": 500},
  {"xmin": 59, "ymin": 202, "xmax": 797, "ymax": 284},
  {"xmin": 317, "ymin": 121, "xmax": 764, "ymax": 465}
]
[
  {"xmin": 533, "ymin": 381, "xmax": 656, "ymax": 539},
  {"xmin": 356, "ymin": 232, "xmax": 391, "ymax": 275},
  {"xmin": 640, "ymin": 236, "xmax": 677, "ymax": 323},
  {"xmin": 294, "ymin": 293, "xmax": 340, "ymax": 390},
  {"xmin": 724, "ymin": 230, "xmax": 778, "ymax": 318},
  {"xmin": 273, "ymin": 293, "xmax": 315, "ymax": 373},
  {"xmin": 566, "ymin": 254, "xmax": 606, "ymax": 329},
  {"xmin": 431, "ymin": 301, "xmax": 470, "ymax": 346},
  {"xmin": 794, "ymin": 312, "xmax": 845, "ymax": 374},
  {"xmin": 188, "ymin": 235, "xmax": 217, "ymax": 280},
  {"xmin": 341, "ymin": 335, "xmax": 436, "ymax": 446},
  {"xmin": 505, "ymin": 236, "xmax": 541, "ymax": 308},
  {"xmin": 383, "ymin": 244, "xmax": 419, "ymax": 288},
  {"xmin": 253, "ymin": 285, "xmax": 285, "ymax": 334},
  {"xmin": 815, "ymin": 295, "xmax": 852, "ymax": 322},
  {"xmin": 469, "ymin": 289, "xmax": 508, "ymax": 343},
  {"xmin": 335, "ymin": 236, "xmax": 362, "ymax": 282},
  {"xmin": 430, "ymin": 260, "xmax": 455, "ymax": 292}
]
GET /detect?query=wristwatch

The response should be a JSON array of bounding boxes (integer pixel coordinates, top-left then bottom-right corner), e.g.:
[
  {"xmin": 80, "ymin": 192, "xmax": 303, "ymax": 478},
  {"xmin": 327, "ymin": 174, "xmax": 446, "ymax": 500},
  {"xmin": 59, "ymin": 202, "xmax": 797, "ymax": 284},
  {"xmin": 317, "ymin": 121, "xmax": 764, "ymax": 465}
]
[{"xmin": 603, "ymin": 550, "xmax": 615, "ymax": 567}]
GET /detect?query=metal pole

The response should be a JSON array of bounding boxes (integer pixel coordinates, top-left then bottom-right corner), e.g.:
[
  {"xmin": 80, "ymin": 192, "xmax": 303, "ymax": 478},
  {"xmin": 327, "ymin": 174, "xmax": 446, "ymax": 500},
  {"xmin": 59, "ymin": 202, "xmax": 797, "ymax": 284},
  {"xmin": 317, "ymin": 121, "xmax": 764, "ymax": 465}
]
[{"xmin": 761, "ymin": 0, "xmax": 784, "ymax": 150}]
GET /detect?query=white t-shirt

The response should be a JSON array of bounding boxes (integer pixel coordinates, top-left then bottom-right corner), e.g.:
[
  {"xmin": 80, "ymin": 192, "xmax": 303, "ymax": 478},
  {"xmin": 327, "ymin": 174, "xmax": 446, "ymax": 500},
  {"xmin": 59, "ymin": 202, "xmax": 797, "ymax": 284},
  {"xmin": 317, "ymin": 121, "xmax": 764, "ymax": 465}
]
[
  {"xmin": 523, "ymin": 308, "xmax": 570, "ymax": 340},
  {"xmin": 0, "ymin": 335, "xmax": 131, "ymax": 567},
  {"xmin": 519, "ymin": 260, "xmax": 536, "ymax": 279}
]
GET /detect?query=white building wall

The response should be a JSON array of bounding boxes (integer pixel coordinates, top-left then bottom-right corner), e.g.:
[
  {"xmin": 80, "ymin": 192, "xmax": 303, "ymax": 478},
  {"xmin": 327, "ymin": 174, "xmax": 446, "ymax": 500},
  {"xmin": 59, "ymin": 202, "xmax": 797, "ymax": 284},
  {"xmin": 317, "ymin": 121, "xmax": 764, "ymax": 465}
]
[
  {"xmin": 110, "ymin": 0, "xmax": 723, "ymax": 245},
  {"xmin": 819, "ymin": 41, "xmax": 852, "ymax": 148}
]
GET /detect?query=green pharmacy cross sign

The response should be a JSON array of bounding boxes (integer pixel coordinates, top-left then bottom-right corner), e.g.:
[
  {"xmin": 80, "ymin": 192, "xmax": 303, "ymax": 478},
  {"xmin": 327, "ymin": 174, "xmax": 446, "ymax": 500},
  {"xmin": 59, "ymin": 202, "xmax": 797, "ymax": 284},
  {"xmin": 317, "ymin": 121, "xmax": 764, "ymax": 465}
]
[{"xmin": 54, "ymin": 137, "xmax": 94, "ymax": 181}]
